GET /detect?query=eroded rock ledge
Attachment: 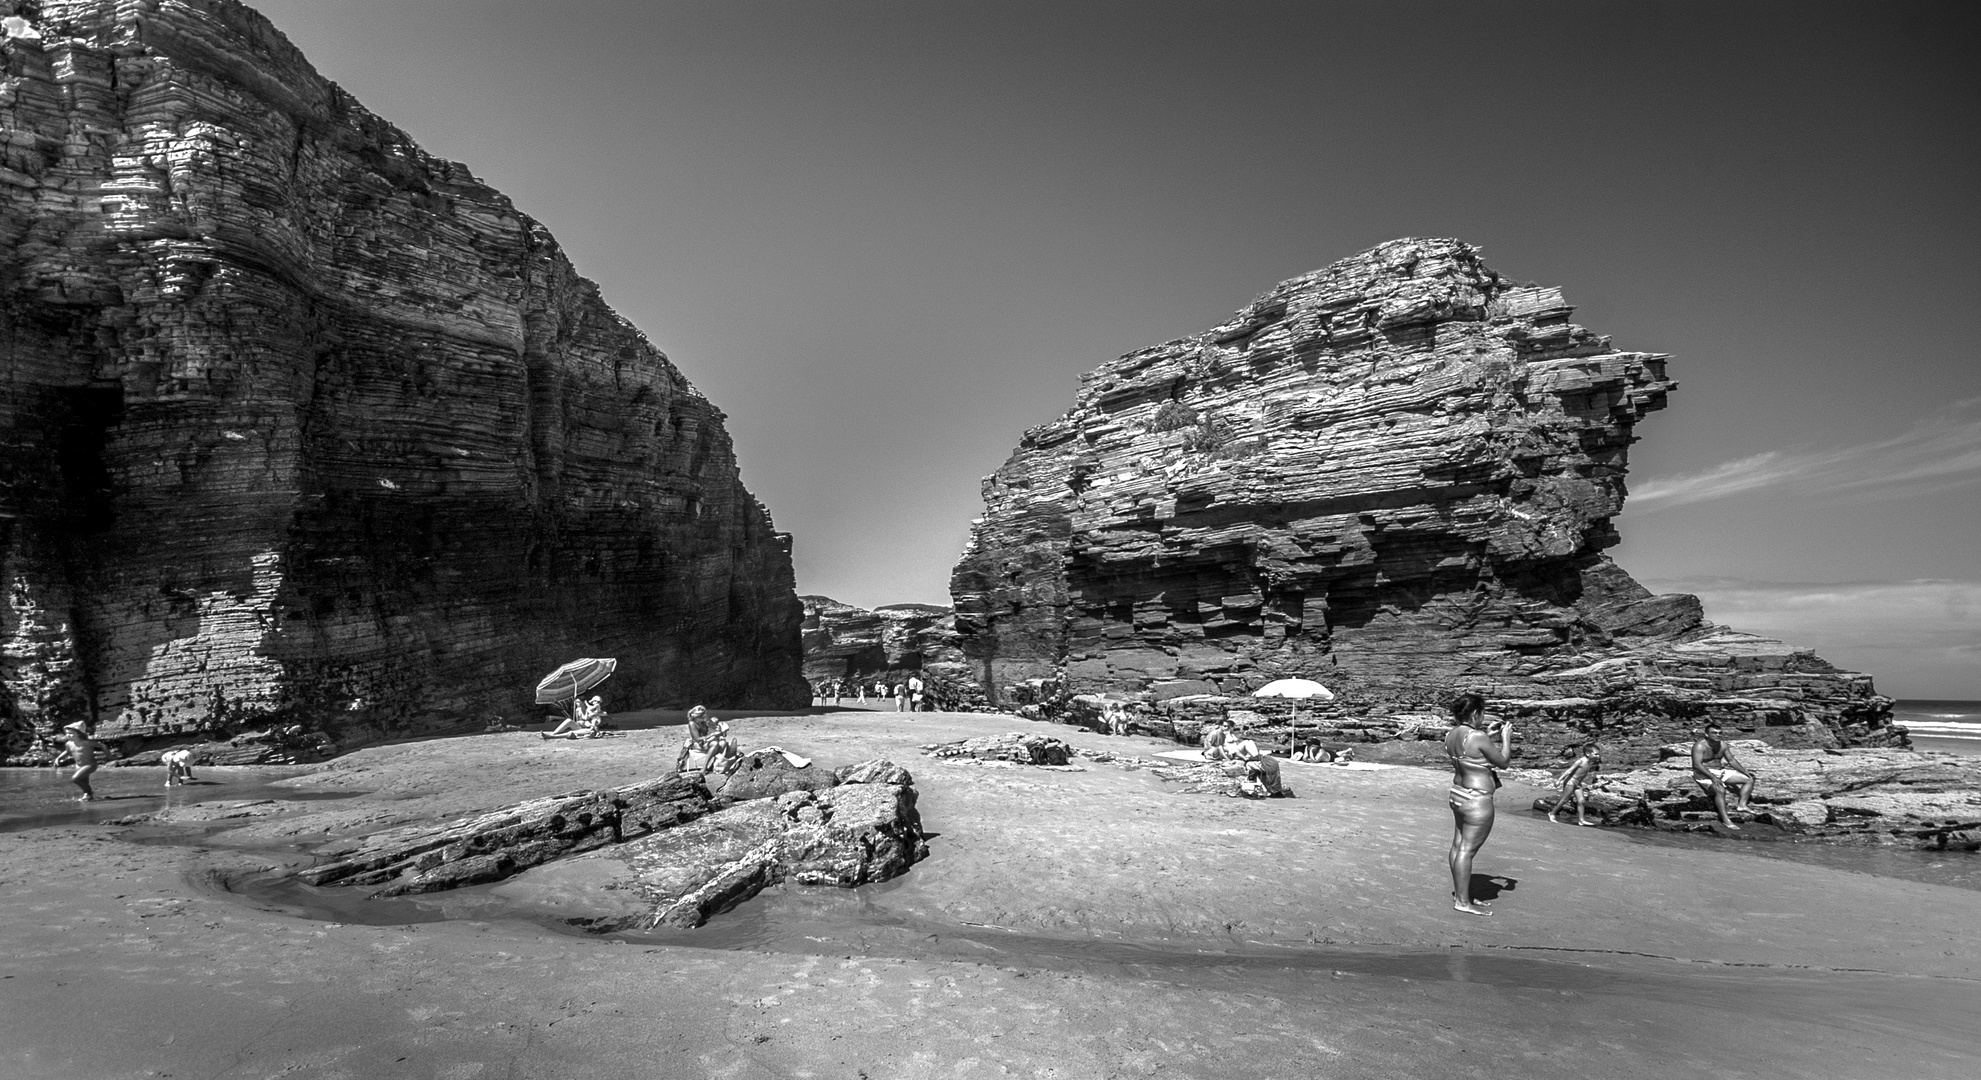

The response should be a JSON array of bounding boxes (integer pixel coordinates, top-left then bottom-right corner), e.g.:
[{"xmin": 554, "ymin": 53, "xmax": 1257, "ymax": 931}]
[
  {"xmin": 0, "ymin": 1, "xmax": 807, "ymax": 764},
  {"xmin": 800, "ymin": 596, "xmax": 961, "ymax": 683},
  {"xmin": 951, "ymin": 239, "xmax": 1898, "ymax": 763},
  {"xmin": 1528, "ymin": 742, "xmax": 1981, "ymax": 849},
  {"xmin": 299, "ymin": 758, "xmax": 926, "ymax": 929}
]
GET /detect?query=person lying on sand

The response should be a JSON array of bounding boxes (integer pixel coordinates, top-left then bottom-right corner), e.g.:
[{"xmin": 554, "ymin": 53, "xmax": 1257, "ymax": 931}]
[
  {"xmin": 1292, "ymin": 739, "xmax": 1334, "ymax": 763},
  {"xmin": 1445, "ymin": 693, "xmax": 1510, "ymax": 917},
  {"xmin": 677, "ymin": 705, "xmax": 740, "ymax": 776},
  {"xmin": 51, "ymin": 721, "xmax": 105, "ymax": 802},
  {"xmin": 1548, "ymin": 740, "xmax": 1602, "ymax": 826},
  {"xmin": 1692, "ymin": 722, "xmax": 1757, "ymax": 828}
]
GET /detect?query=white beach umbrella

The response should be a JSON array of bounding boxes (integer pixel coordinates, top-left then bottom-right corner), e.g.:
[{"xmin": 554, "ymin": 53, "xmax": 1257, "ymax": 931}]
[{"xmin": 1251, "ymin": 678, "xmax": 1335, "ymax": 701}]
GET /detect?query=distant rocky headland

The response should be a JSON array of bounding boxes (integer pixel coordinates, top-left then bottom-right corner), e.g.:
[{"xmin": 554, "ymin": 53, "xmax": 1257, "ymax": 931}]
[
  {"xmin": 0, "ymin": 0, "xmax": 807, "ymax": 765},
  {"xmin": 949, "ymin": 239, "xmax": 1901, "ymax": 765}
]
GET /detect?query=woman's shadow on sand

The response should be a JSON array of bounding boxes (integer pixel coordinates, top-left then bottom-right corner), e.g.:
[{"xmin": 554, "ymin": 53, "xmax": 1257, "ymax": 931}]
[{"xmin": 1470, "ymin": 874, "xmax": 1516, "ymax": 901}]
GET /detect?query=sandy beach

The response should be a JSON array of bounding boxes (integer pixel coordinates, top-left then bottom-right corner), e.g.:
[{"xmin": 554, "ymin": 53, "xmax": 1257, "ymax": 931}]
[{"xmin": 4, "ymin": 708, "xmax": 1978, "ymax": 1079}]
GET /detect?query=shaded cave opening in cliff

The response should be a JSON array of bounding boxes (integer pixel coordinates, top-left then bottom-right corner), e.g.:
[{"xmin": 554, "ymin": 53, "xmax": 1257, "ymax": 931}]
[{"xmin": 52, "ymin": 384, "xmax": 122, "ymax": 535}]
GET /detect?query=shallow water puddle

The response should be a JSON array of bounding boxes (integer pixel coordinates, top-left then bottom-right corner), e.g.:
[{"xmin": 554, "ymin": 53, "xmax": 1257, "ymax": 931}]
[
  {"xmin": 199, "ymin": 853, "xmax": 1976, "ymax": 1041},
  {"xmin": 0, "ymin": 766, "xmax": 359, "ymax": 833}
]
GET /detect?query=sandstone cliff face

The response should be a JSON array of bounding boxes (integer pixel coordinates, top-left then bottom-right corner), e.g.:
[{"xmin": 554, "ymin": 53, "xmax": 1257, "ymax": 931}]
[
  {"xmin": 952, "ymin": 239, "xmax": 1893, "ymax": 757},
  {"xmin": 0, "ymin": 0, "xmax": 807, "ymax": 762}
]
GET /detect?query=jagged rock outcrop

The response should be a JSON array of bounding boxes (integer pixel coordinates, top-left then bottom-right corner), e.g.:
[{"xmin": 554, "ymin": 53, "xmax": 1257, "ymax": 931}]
[
  {"xmin": 297, "ymin": 758, "xmax": 928, "ymax": 929},
  {"xmin": 297, "ymin": 774, "xmax": 713, "ymax": 896},
  {"xmin": 951, "ymin": 238, "xmax": 1896, "ymax": 759},
  {"xmin": 0, "ymin": 1, "xmax": 808, "ymax": 763},
  {"xmin": 921, "ymin": 731, "xmax": 1074, "ymax": 766}
]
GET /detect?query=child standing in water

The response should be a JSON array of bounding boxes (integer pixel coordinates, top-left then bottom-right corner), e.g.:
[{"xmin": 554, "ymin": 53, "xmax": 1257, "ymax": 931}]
[
  {"xmin": 51, "ymin": 721, "xmax": 105, "ymax": 802},
  {"xmin": 1548, "ymin": 740, "xmax": 1602, "ymax": 826}
]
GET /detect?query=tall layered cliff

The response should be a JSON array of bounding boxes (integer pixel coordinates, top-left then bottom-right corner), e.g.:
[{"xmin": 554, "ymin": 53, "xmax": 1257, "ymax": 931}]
[
  {"xmin": 952, "ymin": 239, "xmax": 1894, "ymax": 758},
  {"xmin": 0, "ymin": 0, "xmax": 807, "ymax": 761}
]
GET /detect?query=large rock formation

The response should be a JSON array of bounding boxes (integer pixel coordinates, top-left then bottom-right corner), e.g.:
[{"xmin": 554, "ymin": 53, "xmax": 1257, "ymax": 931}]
[
  {"xmin": 951, "ymin": 239, "xmax": 1895, "ymax": 761},
  {"xmin": 799, "ymin": 595, "xmax": 982, "ymax": 703},
  {"xmin": 799, "ymin": 596, "xmax": 954, "ymax": 681},
  {"xmin": 0, "ymin": 0, "xmax": 807, "ymax": 763}
]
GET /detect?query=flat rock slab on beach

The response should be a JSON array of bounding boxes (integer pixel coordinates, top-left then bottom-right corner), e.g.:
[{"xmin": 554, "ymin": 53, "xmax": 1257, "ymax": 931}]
[
  {"xmin": 1531, "ymin": 741, "xmax": 1981, "ymax": 843},
  {"xmin": 507, "ymin": 777, "xmax": 927, "ymax": 930},
  {"xmin": 297, "ymin": 775, "xmax": 711, "ymax": 895}
]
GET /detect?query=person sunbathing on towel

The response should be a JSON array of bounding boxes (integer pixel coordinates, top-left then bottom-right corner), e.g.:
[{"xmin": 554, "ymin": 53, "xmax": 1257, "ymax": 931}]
[
  {"xmin": 1293, "ymin": 739, "xmax": 1334, "ymax": 763},
  {"xmin": 542, "ymin": 695, "xmax": 606, "ymax": 739}
]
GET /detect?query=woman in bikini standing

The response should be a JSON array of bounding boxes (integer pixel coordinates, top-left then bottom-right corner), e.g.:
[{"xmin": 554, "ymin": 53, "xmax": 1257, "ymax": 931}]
[{"xmin": 1444, "ymin": 692, "xmax": 1511, "ymax": 916}]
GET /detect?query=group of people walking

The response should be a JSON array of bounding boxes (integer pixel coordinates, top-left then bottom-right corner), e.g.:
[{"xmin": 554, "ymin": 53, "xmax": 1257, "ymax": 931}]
[{"xmin": 813, "ymin": 674, "xmax": 935, "ymax": 712}]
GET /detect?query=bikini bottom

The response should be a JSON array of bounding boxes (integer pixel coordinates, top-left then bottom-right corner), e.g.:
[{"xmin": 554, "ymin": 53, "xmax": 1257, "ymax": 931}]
[{"xmin": 1448, "ymin": 785, "xmax": 1495, "ymax": 820}]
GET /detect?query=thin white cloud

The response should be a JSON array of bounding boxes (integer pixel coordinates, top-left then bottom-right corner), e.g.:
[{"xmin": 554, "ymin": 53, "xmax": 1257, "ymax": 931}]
[
  {"xmin": 1641, "ymin": 577, "xmax": 1981, "ymax": 697},
  {"xmin": 1629, "ymin": 402, "xmax": 1981, "ymax": 509}
]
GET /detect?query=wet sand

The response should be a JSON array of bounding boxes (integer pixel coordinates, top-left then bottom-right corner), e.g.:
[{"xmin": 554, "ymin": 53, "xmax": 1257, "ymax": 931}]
[{"xmin": 3, "ymin": 709, "xmax": 1978, "ymax": 1078}]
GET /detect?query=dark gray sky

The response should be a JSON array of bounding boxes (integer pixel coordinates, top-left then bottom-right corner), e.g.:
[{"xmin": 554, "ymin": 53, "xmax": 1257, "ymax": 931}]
[{"xmin": 253, "ymin": 1, "xmax": 1980, "ymax": 697}]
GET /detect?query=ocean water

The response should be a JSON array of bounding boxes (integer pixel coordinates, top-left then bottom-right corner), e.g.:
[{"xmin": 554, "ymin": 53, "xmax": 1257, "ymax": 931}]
[{"xmin": 1893, "ymin": 699, "xmax": 1981, "ymax": 756}]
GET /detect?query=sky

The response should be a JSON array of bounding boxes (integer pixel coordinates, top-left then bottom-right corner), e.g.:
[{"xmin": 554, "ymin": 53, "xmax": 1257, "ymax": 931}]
[{"xmin": 249, "ymin": 0, "xmax": 1980, "ymax": 698}]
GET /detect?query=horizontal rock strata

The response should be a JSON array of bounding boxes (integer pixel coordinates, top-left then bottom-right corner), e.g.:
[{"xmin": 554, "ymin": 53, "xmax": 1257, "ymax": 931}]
[
  {"xmin": 951, "ymin": 238, "xmax": 1897, "ymax": 761},
  {"xmin": 921, "ymin": 732, "xmax": 1074, "ymax": 766},
  {"xmin": 0, "ymin": 1, "xmax": 806, "ymax": 764},
  {"xmin": 609, "ymin": 777, "xmax": 926, "ymax": 929},
  {"xmin": 298, "ymin": 758, "xmax": 927, "ymax": 929},
  {"xmin": 1527, "ymin": 742, "xmax": 1981, "ymax": 847},
  {"xmin": 297, "ymin": 774, "xmax": 711, "ymax": 896},
  {"xmin": 799, "ymin": 595, "xmax": 979, "ymax": 692}
]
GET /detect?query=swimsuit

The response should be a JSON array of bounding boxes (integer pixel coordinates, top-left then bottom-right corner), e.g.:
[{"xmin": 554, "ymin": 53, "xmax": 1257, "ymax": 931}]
[{"xmin": 1445, "ymin": 727, "xmax": 1498, "ymax": 814}]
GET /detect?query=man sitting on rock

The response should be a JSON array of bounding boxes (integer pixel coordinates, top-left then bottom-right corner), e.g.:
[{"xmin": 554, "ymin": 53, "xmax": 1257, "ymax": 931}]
[{"xmin": 1692, "ymin": 723, "xmax": 1758, "ymax": 828}]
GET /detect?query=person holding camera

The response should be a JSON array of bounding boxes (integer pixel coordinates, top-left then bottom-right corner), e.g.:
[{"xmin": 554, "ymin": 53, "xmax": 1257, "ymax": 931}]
[{"xmin": 1444, "ymin": 692, "xmax": 1510, "ymax": 916}]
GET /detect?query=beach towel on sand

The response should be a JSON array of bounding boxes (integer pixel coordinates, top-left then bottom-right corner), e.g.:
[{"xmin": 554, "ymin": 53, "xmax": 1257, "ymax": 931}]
[{"xmin": 752, "ymin": 745, "xmax": 813, "ymax": 769}]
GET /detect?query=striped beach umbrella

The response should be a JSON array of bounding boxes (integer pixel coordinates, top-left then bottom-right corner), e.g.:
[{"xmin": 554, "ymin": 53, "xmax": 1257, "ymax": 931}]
[{"xmin": 535, "ymin": 657, "xmax": 618, "ymax": 704}]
